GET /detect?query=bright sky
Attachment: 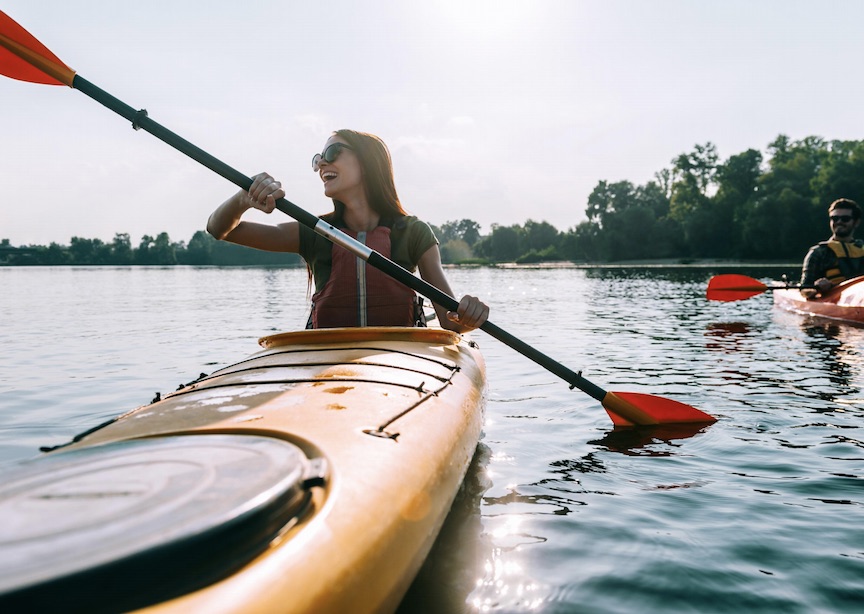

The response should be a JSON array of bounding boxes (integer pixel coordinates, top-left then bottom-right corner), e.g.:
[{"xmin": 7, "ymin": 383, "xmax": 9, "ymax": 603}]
[{"xmin": 2, "ymin": 0, "xmax": 863, "ymax": 246}]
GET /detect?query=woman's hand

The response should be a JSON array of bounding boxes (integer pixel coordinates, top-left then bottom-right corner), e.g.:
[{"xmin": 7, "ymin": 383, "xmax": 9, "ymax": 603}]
[
  {"xmin": 416, "ymin": 244, "xmax": 489, "ymax": 333},
  {"xmin": 241, "ymin": 172, "xmax": 285, "ymax": 213},
  {"xmin": 446, "ymin": 294, "xmax": 489, "ymax": 331}
]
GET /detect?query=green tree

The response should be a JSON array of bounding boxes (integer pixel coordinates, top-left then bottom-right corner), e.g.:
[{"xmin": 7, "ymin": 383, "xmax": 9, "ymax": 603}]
[
  {"xmin": 672, "ymin": 143, "xmax": 718, "ymax": 192},
  {"xmin": 669, "ymin": 143, "xmax": 717, "ymax": 224},
  {"xmin": 668, "ymin": 143, "xmax": 719, "ymax": 256},
  {"xmin": 110, "ymin": 233, "xmax": 134, "ymax": 265},
  {"xmin": 435, "ymin": 219, "xmax": 482, "ymax": 247},
  {"xmin": 475, "ymin": 224, "xmax": 522, "ymax": 262},
  {"xmin": 440, "ymin": 239, "xmax": 473, "ymax": 263},
  {"xmin": 184, "ymin": 230, "xmax": 215, "ymax": 265},
  {"xmin": 585, "ymin": 180, "xmax": 638, "ymax": 226},
  {"xmin": 711, "ymin": 149, "xmax": 762, "ymax": 258},
  {"xmin": 135, "ymin": 235, "xmax": 156, "ymax": 264},
  {"xmin": 811, "ymin": 139, "xmax": 864, "ymax": 213},
  {"xmin": 638, "ymin": 180, "xmax": 673, "ymax": 220},
  {"xmin": 581, "ymin": 178, "xmax": 678, "ymax": 261},
  {"xmin": 560, "ymin": 221, "xmax": 605, "ymax": 262},
  {"xmin": 43, "ymin": 242, "xmax": 70, "ymax": 265},
  {"xmin": 152, "ymin": 232, "xmax": 177, "ymax": 265},
  {"xmin": 741, "ymin": 135, "xmax": 826, "ymax": 259},
  {"xmin": 68, "ymin": 236, "xmax": 110, "ymax": 264},
  {"xmin": 522, "ymin": 220, "xmax": 559, "ymax": 253}
]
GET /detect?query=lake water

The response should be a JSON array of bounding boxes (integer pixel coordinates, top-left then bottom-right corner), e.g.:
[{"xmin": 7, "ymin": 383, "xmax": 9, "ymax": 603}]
[{"xmin": 1, "ymin": 265, "xmax": 863, "ymax": 613}]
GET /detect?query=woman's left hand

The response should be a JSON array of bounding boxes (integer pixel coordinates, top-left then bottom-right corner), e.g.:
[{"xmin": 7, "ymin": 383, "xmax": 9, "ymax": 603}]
[{"xmin": 447, "ymin": 295, "xmax": 489, "ymax": 331}]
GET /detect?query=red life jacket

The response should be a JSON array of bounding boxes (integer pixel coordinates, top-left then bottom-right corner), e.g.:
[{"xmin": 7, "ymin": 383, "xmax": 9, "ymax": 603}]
[{"xmin": 310, "ymin": 226, "xmax": 417, "ymax": 328}]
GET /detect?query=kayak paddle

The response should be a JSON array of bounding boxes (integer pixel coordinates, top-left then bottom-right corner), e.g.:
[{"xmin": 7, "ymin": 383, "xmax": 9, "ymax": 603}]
[
  {"xmin": 0, "ymin": 11, "xmax": 716, "ymax": 427},
  {"xmin": 706, "ymin": 274, "xmax": 812, "ymax": 302}
]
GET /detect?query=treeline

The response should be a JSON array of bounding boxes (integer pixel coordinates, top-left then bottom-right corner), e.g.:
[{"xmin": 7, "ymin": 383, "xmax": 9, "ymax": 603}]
[
  {"xmin": 570, "ymin": 135, "xmax": 864, "ymax": 261},
  {"xmin": 0, "ymin": 232, "xmax": 302, "ymax": 266},
  {"xmin": 4, "ymin": 134, "xmax": 863, "ymax": 266},
  {"xmin": 432, "ymin": 135, "xmax": 864, "ymax": 263}
]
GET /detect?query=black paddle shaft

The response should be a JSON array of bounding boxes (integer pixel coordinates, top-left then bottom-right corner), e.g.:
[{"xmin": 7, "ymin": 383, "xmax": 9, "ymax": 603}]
[{"xmin": 71, "ymin": 75, "xmax": 608, "ymax": 402}]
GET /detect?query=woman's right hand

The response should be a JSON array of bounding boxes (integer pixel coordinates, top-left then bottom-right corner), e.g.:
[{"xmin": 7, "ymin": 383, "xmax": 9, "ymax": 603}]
[
  {"xmin": 446, "ymin": 294, "xmax": 489, "ymax": 332},
  {"xmin": 241, "ymin": 172, "xmax": 286, "ymax": 213}
]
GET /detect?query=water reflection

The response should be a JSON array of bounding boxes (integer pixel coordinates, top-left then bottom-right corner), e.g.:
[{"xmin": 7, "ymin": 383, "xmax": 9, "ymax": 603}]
[
  {"xmin": 469, "ymin": 511, "xmax": 547, "ymax": 613},
  {"xmin": 589, "ymin": 424, "xmax": 712, "ymax": 456},
  {"xmin": 397, "ymin": 444, "xmax": 493, "ymax": 614},
  {"xmin": 9, "ymin": 266, "xmax": 864, "ymax": 614},
  {"xmin": 703, "ymin": 322, "xmax": 752, "ymax": 353},
  {"xmin": 799, "ymin": 323, "xmax": 862, "ymax": 392},
  {"xmin": 400, "ymin": 441, "xmax": 558, "ymax": 613},
  {"xmin": 403, "ymin": 421, "xmax": 714, "ymax": 612},
  {"xmin": 705, "ymin": 322, "xmax": 751, "ymax": 336}
]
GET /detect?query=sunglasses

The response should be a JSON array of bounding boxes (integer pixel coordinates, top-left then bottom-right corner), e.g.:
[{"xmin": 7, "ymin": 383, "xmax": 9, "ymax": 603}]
[
  {"xmin": 830, "ymin": 215, "xmax": 854, "ymax": 223},
  {"xmin": 312, "ymin": 143, "xmax": 353, "ymax": 172}
]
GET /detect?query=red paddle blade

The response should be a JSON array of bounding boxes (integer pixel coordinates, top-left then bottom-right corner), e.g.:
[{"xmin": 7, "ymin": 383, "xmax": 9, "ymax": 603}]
[
  {"xmin": 0, "ymin": 11, "xmax": 74, "ymax": 86},
  {"xmin": 706, "ymin": 274, "xmax": 767, "ymax": 302},
  {"xmin": 603, "ymin": 391, "xmax": 717, "ymax": 426}
]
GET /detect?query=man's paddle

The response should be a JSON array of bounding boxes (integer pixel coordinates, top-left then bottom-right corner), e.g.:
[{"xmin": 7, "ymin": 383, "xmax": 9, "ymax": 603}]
[
  {"xmin": 706, "ymin": 274, "xmax": 813, "ymax": 302},
  {"xmin": 0, "ymin": 11, "xmax": 715, "ymax": 426}
]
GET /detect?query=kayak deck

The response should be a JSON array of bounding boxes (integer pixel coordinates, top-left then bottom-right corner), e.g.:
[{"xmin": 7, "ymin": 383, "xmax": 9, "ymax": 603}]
[
  {"xmin": 773, "ymin": 276, "xmax": 864, "ymax": 326},
  {"xmin": 0, "ymin": 327, "xmax": 486, "ymax": 614}
]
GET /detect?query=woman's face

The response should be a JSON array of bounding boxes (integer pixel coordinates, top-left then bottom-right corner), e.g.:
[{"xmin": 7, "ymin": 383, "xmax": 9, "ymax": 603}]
[{"xmin": 315, "ymin": 136, "xmax": 363, "ymax": 202}]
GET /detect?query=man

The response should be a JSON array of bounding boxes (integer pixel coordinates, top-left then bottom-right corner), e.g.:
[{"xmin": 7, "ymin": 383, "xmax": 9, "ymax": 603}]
[{"xmin": 800, "ymin": 198, "xmax": 864, "ymax": 298}]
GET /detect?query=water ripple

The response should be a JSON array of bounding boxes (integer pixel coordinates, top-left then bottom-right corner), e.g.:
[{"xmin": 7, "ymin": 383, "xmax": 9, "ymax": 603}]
[{"xmin": 5, "ymin": 266, "xmax": 864, "ymax": 613}]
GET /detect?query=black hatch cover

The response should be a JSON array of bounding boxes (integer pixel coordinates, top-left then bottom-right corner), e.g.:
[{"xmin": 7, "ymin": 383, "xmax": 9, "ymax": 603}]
[{"xmin": 0, "ymin": 434, "xmax": 325, "ymax": 612}]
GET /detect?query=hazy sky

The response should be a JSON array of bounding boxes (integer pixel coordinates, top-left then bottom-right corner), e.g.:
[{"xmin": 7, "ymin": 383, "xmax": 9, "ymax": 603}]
[{"xmin": 2, "ymin": 0, "xmax": 863, "ymax": 246}]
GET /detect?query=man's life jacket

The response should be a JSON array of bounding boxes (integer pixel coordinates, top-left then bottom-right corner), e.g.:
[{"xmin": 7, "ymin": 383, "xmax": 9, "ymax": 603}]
[
  {"xmin": 310, "ymin": 226, "xmax": 418, "ymax": 328},
  {"xmin": 820, "ymin": 239, "xmax": 864, "ymax": 284}
]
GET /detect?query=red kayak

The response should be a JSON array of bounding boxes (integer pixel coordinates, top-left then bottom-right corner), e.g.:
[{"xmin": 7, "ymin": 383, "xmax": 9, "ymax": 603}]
[{"xmin": 773, "ymin": 276, "xmax": 864, "ymax": 326}]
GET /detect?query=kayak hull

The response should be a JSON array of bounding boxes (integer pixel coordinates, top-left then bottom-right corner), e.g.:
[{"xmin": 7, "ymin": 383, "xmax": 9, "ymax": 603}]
[
  {"xmin": 0, "ymin": 327, "xmax": 486, "ymax": 614},
  {"xmin": 773, "ymin": 276, "xmax": 864, "ymax": 326}
]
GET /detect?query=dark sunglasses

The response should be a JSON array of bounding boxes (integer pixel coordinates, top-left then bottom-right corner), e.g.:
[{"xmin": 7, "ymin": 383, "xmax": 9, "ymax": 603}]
[
  {"xmin": 312, "ymin": 143, "xmax": 353, "ymax": 172},
  {"xmin": 830, "ymin": 215, "xmax": 854, "ymax": 223}
]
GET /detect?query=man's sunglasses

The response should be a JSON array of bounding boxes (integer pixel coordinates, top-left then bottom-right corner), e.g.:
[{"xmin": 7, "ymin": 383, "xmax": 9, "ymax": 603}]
[
  {"xmin": 830, "ymin": 215, "xmax": 854, "ymax": 223},
  {"xmin": 312, "ymin": 143, "xmax": 353, "ymax": 172}
]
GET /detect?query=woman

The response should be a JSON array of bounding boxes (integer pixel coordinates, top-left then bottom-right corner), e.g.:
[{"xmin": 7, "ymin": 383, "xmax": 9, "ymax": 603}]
[{"xmin": 207, "ymin": 129, "xmax": 489, "ymax": 333}]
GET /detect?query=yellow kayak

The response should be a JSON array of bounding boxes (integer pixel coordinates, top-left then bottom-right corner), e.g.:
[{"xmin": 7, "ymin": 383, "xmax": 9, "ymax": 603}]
[{"xmin": 0, "ymin": 327, "xmax": 486, "ymax": 613}]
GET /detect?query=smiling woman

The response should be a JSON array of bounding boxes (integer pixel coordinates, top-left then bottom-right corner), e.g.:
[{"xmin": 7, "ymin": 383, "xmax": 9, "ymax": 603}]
[
  {"xmin": 0, "ymin": 8, "xmax": 714, "ymax": 427},
  {"xmin": 206, "ymin": 128, "xmax": 492, "ymax": 334}
]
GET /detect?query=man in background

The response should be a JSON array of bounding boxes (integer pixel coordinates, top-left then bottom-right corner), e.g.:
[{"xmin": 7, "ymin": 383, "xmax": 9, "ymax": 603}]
[{"xmin": 800, "ymin": 198, "xmax": 864, "ymax": 298}]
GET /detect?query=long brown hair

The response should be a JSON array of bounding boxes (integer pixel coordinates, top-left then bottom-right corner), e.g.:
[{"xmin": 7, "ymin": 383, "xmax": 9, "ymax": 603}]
[
  {"xmin": 307, "ymin": 130, "xmax": 410, "ymax": 309},
  {"xmin": 325, "ymin": 129, "xmax": 408, "ymax": 222}
]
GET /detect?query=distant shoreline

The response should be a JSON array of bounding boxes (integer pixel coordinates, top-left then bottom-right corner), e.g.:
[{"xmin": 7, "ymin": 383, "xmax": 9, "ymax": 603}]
[
  {"xmin": 478, "ymin": 260, "xmax": 799, "ymax": 269},
  {"xmin": 1, "ymin": 260, "xmax": 800, "ymax": 269}
]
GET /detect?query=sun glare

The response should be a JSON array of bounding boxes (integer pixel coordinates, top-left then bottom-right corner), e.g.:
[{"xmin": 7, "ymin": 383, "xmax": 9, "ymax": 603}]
[{"xmin": 434, "ymin": 0, "xmax": 533, "ymax": 37}]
